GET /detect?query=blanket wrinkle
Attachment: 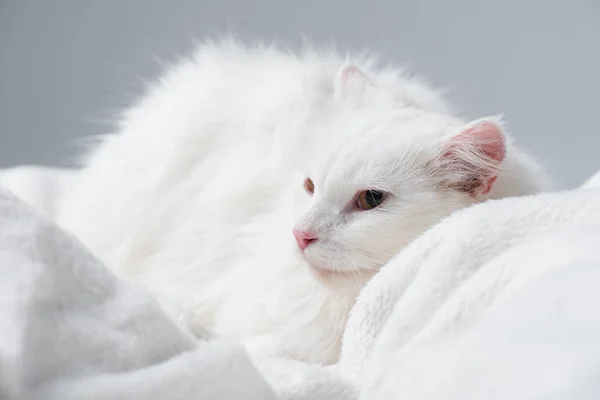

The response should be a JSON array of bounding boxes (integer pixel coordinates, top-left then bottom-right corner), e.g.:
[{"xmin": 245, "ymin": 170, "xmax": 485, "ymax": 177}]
[
  {"xmin": 0, "ymin": 188, "xmax": 277, "ymax": 400},
  {"xmin": 343, "ymin": 190, "xmax": 600, "ymax": 399}
]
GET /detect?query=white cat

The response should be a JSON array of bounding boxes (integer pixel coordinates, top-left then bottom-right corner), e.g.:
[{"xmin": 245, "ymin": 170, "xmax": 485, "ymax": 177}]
[{"xmin": 58, "ymin": 40, "xmax": 548, "ymax": 363}]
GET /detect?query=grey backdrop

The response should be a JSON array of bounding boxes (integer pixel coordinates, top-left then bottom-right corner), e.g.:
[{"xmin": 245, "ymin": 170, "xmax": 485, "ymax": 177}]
[{"xmin": 1, "ymin": 0, "xmax": 599, "ymax": 188}]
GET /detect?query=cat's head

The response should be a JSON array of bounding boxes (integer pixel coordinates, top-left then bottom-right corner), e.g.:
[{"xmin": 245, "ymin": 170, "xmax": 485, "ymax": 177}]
[{"xmin": 291, "ymin": 64, "xmax": 507, "ymax": 277}]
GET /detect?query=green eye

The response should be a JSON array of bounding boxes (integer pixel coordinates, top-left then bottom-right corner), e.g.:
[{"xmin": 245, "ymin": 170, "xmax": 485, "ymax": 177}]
[{"xmin": 356, "ymin": 190, "xmax": 387, "ymax": 210}]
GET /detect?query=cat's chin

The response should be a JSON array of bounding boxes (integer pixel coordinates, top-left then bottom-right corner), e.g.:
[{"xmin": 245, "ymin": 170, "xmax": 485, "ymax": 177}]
[
  {"xmin": 300, "ymin": 255, "xmax": 374, "ymax": 287},
  {"xmin": 307, "ymin": 263, "xmax": 376, "ymax": 291},
  {"xmin": 308, "ymin": 262, "xmax": 343, "ymax": 278},
  {"xmin": 298, "ymin": 252, "xmax": 344, "ymax": 278},
  {"xmin": 290, "ymin": 232, "xmax": 376, "ymax": 286}
]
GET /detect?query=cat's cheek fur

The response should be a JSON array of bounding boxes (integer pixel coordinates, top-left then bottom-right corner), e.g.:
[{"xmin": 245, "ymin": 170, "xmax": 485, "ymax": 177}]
[{"xmin": 299, "ymin": 189, "xmax": 476, "ymax": 274}]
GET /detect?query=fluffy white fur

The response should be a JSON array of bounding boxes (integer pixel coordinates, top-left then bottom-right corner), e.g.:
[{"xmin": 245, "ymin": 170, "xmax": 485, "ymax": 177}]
[{"xmin": 58, "ymin": 40, "xmax": 548, "ymax": 363}]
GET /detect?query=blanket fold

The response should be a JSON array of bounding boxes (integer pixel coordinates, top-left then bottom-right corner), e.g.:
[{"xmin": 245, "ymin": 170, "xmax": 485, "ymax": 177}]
[
  {"xmin": 341, "ymin": 190, "xmax": 600, "ymax": 399},
  {"xmin": 0, "ymin": 189, "xmax": 277, "ymax": 400}
]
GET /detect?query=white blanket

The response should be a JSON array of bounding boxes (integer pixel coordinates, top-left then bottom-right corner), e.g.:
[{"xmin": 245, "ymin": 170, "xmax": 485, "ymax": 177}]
[{"xmin": 1, "ymin": 167, "xmax": 600, "ymax": 399}]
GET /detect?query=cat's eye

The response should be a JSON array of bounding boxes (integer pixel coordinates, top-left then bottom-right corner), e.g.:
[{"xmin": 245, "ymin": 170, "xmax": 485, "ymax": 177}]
[
  {"xmin": 304, "ymin": 178, "xmax": 315, "ymax": 194},
  {"xmin": 356, "ymin": 190, "xmax": 387, "ymax": 210}
]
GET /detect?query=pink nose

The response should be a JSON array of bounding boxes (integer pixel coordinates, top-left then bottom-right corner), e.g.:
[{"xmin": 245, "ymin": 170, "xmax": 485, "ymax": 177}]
[{"xmin": 293, "ymin": 229, "xmax": 317, "ymax": 250}]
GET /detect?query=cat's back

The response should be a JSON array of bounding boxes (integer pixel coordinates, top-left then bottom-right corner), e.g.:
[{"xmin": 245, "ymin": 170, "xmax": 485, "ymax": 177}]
[{"xmin": 58, "ymin": 42, "xmax": 337, "ymax": 267}]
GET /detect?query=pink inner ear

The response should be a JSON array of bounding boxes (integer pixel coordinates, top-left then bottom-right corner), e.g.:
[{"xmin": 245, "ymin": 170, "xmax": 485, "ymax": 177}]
[
  {"xmin": 443, "ymin": 120, "xmax": 506, "ymax": 196},
  {"xmin": 337, "ymin": 65, "xmax": 369, "ymax": 99},
  {"xmin": 453, "ymin": 121, "xmax": 506, "ymax": 164}
]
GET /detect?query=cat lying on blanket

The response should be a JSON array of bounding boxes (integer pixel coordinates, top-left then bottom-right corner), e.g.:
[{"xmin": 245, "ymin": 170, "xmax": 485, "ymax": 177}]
[{"xmin": 57, "ymin": 40, "xmax": 549, "ymax": 363}]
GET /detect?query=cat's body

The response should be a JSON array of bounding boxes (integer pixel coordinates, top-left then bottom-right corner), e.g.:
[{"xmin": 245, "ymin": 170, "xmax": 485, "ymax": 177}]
[{"xmin": 58, "ymin": 41, "xmax": 548, "ymax": 363}]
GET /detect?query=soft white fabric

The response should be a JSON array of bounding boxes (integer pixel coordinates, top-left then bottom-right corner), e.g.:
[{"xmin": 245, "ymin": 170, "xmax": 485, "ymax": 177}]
[
  {"xmin": 1, "ymin": 166, "xmax": 600, "ymax": 399},
  {"xmin": 0, "ymin": 188, "xmax": 278, "ymax": 400},
  {"xmin": 341, "ymin": 188, "xmax": 600, "ymax": 399}
]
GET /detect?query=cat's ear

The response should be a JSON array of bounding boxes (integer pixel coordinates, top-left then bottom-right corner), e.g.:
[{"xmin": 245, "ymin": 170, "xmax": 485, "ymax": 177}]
[
  {"xmin": 334, "ymin": 64, "xmax": 371, "ymax": 104},
  {"xmin": 439, "ymin": 117, "xmax": 506, "ymax": 196}
]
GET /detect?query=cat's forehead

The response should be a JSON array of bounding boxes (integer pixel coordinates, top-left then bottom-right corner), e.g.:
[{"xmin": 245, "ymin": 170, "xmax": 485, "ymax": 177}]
[
  {"xmin": 304, "ymin": 112, "xmax": 458, "ymax": 201},
  {"xmin": 313, "ymin": 110, "xmax": 460, "ymax": 182},
  {"xmin": 318, "ymin": 139, "xmax": 423, "ymax": 190}
]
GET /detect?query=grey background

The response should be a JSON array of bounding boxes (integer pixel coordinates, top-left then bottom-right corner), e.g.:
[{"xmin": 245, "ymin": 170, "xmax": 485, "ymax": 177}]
[{"xmin": 1, "ymin": 0, "xmax": 599, "ymax": 188}]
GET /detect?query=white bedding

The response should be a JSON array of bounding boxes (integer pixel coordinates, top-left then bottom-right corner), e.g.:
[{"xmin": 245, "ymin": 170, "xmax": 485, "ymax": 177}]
[{"xmin": 1, "ymin": 166, "xmax": 599, "ymax": 399}]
